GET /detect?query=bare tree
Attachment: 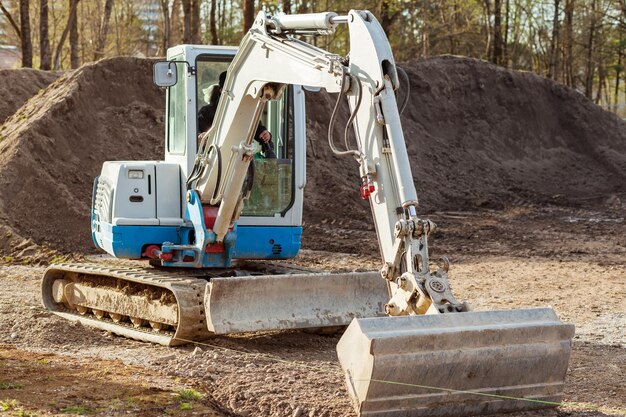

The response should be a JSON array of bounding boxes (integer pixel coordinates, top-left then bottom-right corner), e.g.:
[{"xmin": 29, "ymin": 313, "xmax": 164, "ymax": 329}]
[
  {"xmin": 180, "ymin": 0, "xmax": 200, "ymax": 43},
  {"xmin": 492, "ymin": 0, "xmax": 503, "ymax": 65},
  {"xmin": 503, "ymin": 0, "xmax": 510, "ymax": 65},
  {"xmin": 585, "ymin": 0, "xmax": 597, "ymax": 98},
  {"xmin": 243, "ymin": 0, "xmax": 254, "ymax": 33},
  {"xmin": 0, "ymin": 1, "xmax": 21, "ymax": 40},
  {"xmin": 421, "ymin": 0, "xmax": 431, "ymax": 57},
  {"xmin": 548, "ymin": 0, "xmax": 561, "ymax": 80},
  {"xmin": 191, "ymin": 0, "xmax": 199, "ymax": 43},
  {"xmin": 614, "ymin": 49, "xmax": 622, "ymax": 111},
  {"xmin": 282, "ymin": 0, "xmax": 291, "ymax": 13},
  {"xmin": 39, "ymin": 0, "xmax": 51, "ymax": 69},
  {"xmin": 171, "ymin": 0, "xmax": 181, "ymax": 45},
  {"xmin": 53, "ymin": 0, "xmax": 80, "ymax": 70},
  {"xmin": 19, "ymin": 0, "xmax": 32, "ymax": 67},
  {"xmin": 210, "ymin": 0, "xmax": 218, "ymax": 44},
  {"xmin": 483, "ymin": 0, "xmax": 492, "ymax": 58},
  {"xmin": 563, "ymin": 0, "xmax": 575, "ymax": 86},
  {"xmin": 94, "ymin": 0, "xmax": 114, "ymax": 60},
  {"xmin": 379, "ymin": 0, "xmax": 399, "ymax": 36},
  {"xmin": 159, "ymin": 0, "xmax": 171, "ymax": 53},
  {"xmin": 181, "ymin": 0, "xmax": 191, "ymax": 42},
  {"xmin": 69, "ymin": 0, "xmax": 79, "ymax": 68}
]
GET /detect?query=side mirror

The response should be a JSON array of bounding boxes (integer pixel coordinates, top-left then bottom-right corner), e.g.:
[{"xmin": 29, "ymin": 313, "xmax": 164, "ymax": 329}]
[{"xmin": 153, "ymin": 61, "xmax": 178, "ymax": 87}]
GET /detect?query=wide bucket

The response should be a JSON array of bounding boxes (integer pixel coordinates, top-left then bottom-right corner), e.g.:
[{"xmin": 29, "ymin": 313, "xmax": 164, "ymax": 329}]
[
  {"xmin": 336, "ymin": 308, "xmax": 575, "ymax": 417},
  {"xmin": 205, "ymin": 271, "xmax": 388, "ymax": 334}
]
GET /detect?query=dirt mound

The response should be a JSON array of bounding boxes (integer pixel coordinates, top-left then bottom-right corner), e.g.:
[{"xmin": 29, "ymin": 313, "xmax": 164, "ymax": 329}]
[
  {"xmin": 0, "ymin": 68, "xmax": 60, "ymax": 124},
  {"xmin": 0, "ymin": 55, "xmax": 624, "ymax": 258},
  {"xmin": 302, "ymin": 56, "xmax": 626, "ymax": 252},
  {"xmin": 0, "ymin": 57, "xmax": 163, "ymax": 257}
]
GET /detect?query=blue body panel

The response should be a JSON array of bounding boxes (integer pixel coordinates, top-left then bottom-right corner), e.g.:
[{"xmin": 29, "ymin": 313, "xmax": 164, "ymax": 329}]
[
  {"xmin": 234, "ymin": 225, "xmax": 302, "ymax": 259},
  {"xmin": 96, "ymin": 223, "xmax": 181, "ymax": 259},
  {"xmin": 93, "ymin": 222, "xmax": 302, "ymax": 262},
  {"xmin": 92, "ymin": 177, "xmax": 301, "ymax": 266}
]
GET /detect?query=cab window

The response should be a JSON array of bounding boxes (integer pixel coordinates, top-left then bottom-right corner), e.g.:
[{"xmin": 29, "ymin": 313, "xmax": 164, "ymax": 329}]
[{"xmin": 195, "ymin": 55, "xmax": 295, "ymax": 217}]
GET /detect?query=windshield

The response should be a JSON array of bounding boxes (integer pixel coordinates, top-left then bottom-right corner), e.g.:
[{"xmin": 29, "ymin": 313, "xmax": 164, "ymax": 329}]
[{"xmin": 195, "ymin": 54, "xmax": 295, "ymax": 217}]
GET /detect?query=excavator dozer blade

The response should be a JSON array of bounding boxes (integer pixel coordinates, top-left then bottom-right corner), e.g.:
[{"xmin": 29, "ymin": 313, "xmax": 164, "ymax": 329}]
[
  {"xmin": 205, "ymin": 271, "xmax": 388, "ymax": 334},
  {"xmin": 336, "ymin": 307, "xmax": 575, "ymax": 417}
]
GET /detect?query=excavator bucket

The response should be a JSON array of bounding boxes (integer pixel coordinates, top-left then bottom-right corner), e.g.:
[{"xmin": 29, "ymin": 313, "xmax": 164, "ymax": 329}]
[{"xmin": 337, "ymin": 308, "xmax": 574, "ymax": 417}]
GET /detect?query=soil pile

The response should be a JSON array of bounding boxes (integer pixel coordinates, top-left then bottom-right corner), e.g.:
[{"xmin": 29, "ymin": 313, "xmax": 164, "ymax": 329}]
[
  {"xmin": 0, "ymin": 58, "xmax": 163, "ymax": 257},
  {"xmin": 0, "ymin": 68, "xmax": 59, "ymax": 123},
  {"xmin": 302, "ymin": 56, "xmax": 626, "ymax": 252},
  {"xmin": 0, "ymin": 55, "xmax": 624, "ymax": 257}
]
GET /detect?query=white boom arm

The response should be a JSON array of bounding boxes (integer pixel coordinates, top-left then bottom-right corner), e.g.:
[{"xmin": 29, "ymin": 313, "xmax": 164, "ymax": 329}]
[{"xmin": 188, "ymin": 10, "xmax": 467, "ymax": 316}]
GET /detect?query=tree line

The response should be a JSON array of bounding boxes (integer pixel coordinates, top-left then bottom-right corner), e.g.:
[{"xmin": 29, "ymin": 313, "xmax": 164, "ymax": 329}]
[{"xmin": 1, "ymin": 0, "xmax": 626, "ymax": 113}]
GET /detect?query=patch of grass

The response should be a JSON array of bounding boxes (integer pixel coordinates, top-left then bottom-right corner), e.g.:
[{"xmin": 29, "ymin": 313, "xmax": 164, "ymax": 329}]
[
  {"xmin": 14, "ymin": 408, "xmax": 34, "ymax": 417},
  {"xmin": 20, "ymin": 259, "xmax": 30, "ymax": 266},
  {"xmin": 176, "ymin": 388, "xmax": 203, "ymax": 402},
  {"xmin": 50, "ymin": 255, "xmax": 70, "ymax": 264},
  {"xmin": 106, "ymin": 398, "xmax": 123, "ymax": 408},
  {"xmin": 60, "ymin": 405, "xmax": 91, "ymax": 415},
  {"xmin": 179, "ymin": 402, "xmax": 193, "ymax": 411},
  {"xmin": 0, "ymin": 382, "xmax": 24, "ymax": 390},
  {"xmin": 0, "ymin": 399, "xmax": 17, "ymax": 411},
  {"xmin": 36, "ymin": 358, "xmax": 50, "ymax": 365},
  {"xmin": 3, "ymin": 256, "xmax": 12, "ymax": 263}
]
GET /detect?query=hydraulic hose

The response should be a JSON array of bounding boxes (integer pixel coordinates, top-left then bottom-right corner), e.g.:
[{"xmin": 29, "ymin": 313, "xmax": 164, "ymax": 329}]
[
  {"xmin": 328, "ymin": 69, "xmax": 361, "ymax": 158},
  {"xmin": 397, "ymin": 66, "xmax": 410, "ymax": 115},
  {"xmin": 344, "ymin": 75, "xmax": 363, "ymax": 152}
]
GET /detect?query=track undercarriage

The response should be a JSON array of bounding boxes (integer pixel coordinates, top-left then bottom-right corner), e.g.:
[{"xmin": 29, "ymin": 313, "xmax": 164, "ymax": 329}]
[{"xmin": 42, "ymin": 262, "xmax": 387, "ymax": 346}]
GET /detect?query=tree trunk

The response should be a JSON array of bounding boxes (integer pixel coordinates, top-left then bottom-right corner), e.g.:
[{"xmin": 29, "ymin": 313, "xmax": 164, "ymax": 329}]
[
  {"xmin": 191, "ymin": 0, "xmax": 199, "ymax": 43},
  {"xmin": 483, "ymin": 0, "xmax": 492, "ymax": 59},
  {"xmin": 595, "ymin": 60, "xmax": 604, "ymax": 104},
  {"xmin": 69, "ymin": 0, "xmax": 79, "ymax": 68},
  {"xmin": 94, "ymin": 0, "xmax": 114, "ymax": 60},
  {"xmin": 243, "ymin": 0, "xmax": 254, "ymax": 33},
  {"xmin": 219, "ymin": 0, "xmax": 225, "ymax": 42},
  {"xmin": 379, "ymin": 0, "xmax": 393, "ymax": 35},
  {"xmin": 421, "ymin": 0, "xmax": 430, "ymax": 57},
  {"xmin": 297, "ymin": 0, "xmax": 307, "ymax": 13},
  {"xmin": 210, "ymin": 0, "xmax": 218, "ymax": 44},
  {"xmin": 170, "ymin": 0, "xmax": 181, "ymax": 45},
  {"xmin": 503, "ymin": 0, "xmax": 510, "ymax": 66},
  {"xmin": 159, "ymin": 0, "xmax": 170, "ymax": 54},
  {"xmin": 492, "ymin": 0, "xmax": 503, "ymax": 65},
  {"xmin": 615, "ymin": 53, "xmax": 621, "ymax": 113},
  {"xmin": 53, "ymin": 0, "xmax": 80, "ymax": 70},
  {"xmin": 584, "ymin": 0, "xmax": 596, "ymax": 99},
  {"xmin": 563, "ymin": 0, "xmax": 574, "ymax": 86},
  {"xmin": 39, "ymin": 0, "xmax": 50, "ymax": 69},
  {"xmin": 19, "ymin": 0, "xmax": 32, "ymax": 67},
  {"xmin": 282, "ymin": 0, "xmax": 291, "ymax": 13},
  {"xmin": 547, "ymin": 0, "xmax": 560, "ymax": 80},
  {"xmin": 181, "ymin": 0, "xmax": 191, "ymax": 43}
]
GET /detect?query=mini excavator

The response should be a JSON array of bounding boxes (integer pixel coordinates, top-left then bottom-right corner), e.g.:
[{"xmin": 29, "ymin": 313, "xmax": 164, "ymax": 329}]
[{"xmin": 42, "ymin": 10, "xmax": 574, "ymax": 417}]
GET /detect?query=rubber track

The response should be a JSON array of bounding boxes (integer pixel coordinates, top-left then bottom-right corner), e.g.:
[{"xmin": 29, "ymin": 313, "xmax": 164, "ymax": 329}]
[{"xmin": 42, "ymin": 263, "xmax": 211, "ymax": 346}]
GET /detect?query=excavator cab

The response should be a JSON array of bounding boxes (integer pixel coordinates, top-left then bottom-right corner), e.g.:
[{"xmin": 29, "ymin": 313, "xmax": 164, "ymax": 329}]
[{"xmin": 90, "ymin": 47, "xmax": 306, "ymax": 264}]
